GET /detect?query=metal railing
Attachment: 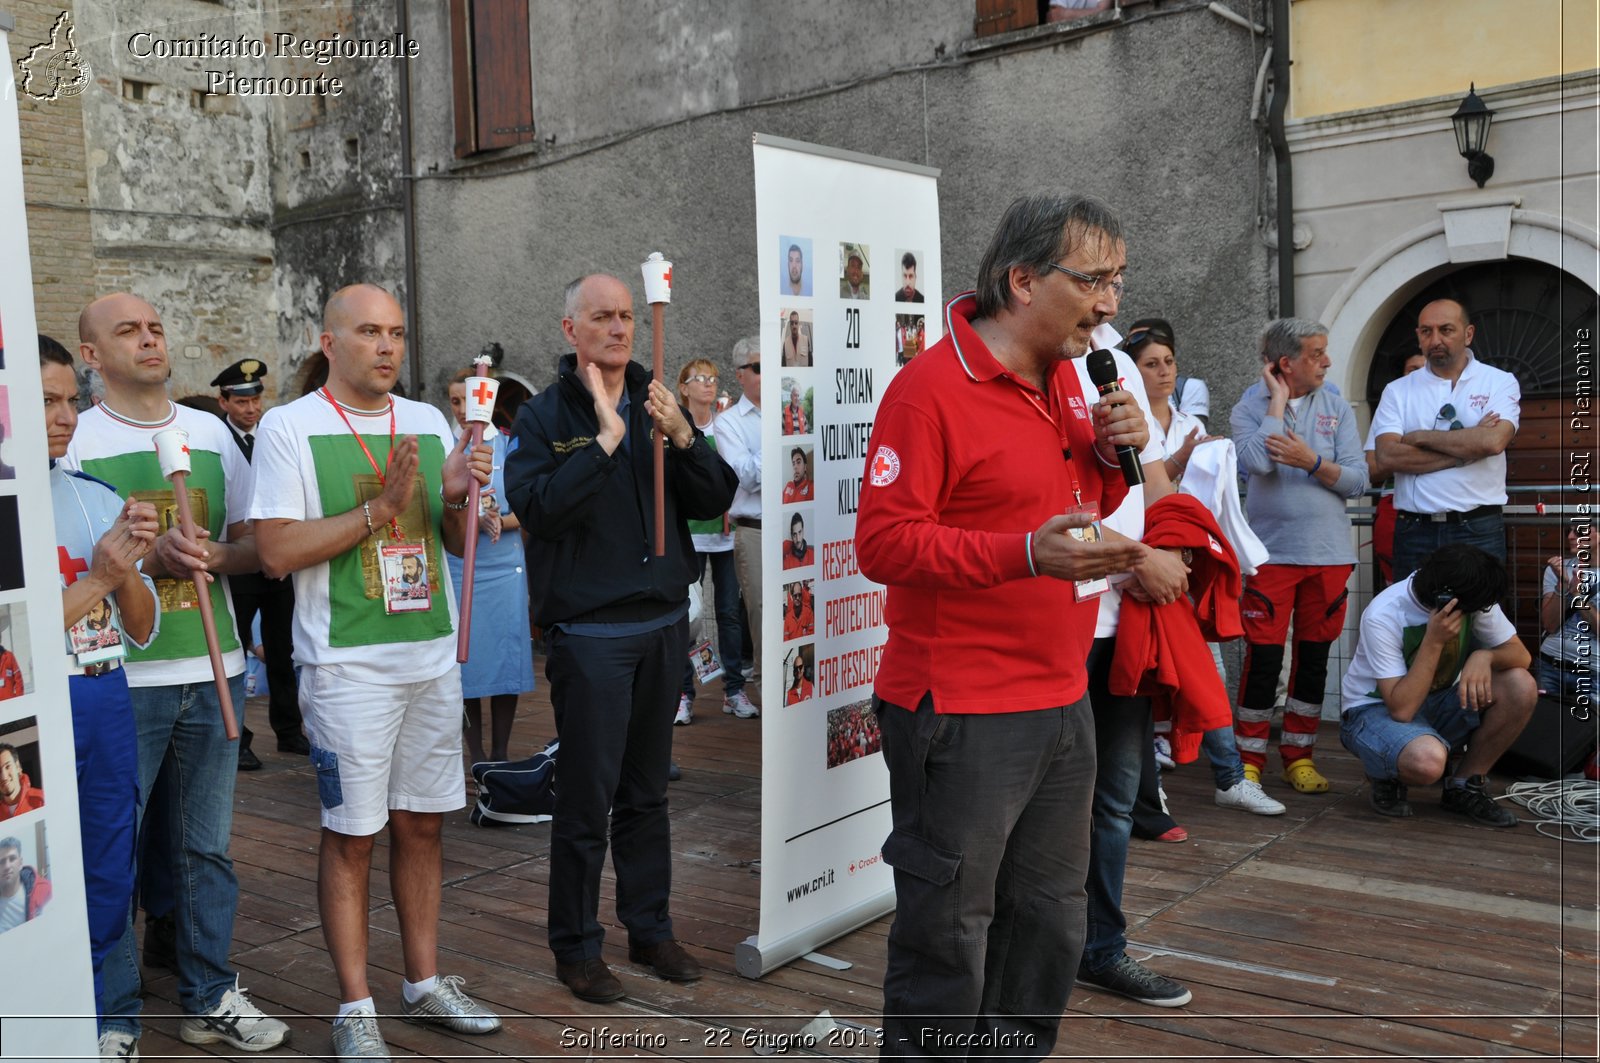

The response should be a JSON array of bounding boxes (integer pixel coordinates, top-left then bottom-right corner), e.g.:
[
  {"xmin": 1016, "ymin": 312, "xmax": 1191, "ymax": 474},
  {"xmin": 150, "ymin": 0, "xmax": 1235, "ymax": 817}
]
[{"xmin": 1228, "ymin": 485, "xmax": 1587, "ymax": 716}]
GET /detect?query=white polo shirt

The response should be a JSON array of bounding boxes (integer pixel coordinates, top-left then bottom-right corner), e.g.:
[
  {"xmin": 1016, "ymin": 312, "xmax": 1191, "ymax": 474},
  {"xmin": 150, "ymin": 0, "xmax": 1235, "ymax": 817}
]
[{"xmin": 1368, "ymin": 352, "xmax": 1519, "ymax": 514}]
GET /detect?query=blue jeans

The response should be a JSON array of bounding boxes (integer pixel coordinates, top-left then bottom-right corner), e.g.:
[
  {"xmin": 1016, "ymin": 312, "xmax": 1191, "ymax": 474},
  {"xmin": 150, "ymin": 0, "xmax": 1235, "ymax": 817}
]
[
  {"xmin": 101, "ymin": 675, "xmax": 244, "ymax": 1033},
  {"xmin": 877, "ymin": 693, "xmax": 1095, "ymax": 1061},
  {"xmin": 680, "ymin": 549, "xmax": 745, "ymax": 698},
  {"xmin": 1082, "ymin": 638, "xmax": 1146, "ymax": 973},
  {"xmin": 1339, "ymin": 690, "xmax": 1480, "ymax": 780},
  {"xmin": 1392, "ymin": 512, "xmax": 1504, "ymax": 582},
  {"xmin": 1201, "ymin": 726, "xmax": 1245, "ymax": 790},
  {"xmin": 1538, "ymin": 657, "xmax": 1592, "ymax": 703}
]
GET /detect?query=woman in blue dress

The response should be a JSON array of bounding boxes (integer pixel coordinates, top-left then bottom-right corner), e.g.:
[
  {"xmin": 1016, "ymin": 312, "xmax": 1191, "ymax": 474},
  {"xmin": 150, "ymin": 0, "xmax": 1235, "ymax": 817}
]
[{"xmin": 447, "ymin": 370, "xmax": 535, "ymax": 764}]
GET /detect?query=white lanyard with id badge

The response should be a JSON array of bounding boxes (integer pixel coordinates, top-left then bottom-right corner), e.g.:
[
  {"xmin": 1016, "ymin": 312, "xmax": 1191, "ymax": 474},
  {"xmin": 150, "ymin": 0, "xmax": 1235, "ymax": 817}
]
[
  {"xmin": 322, "ymin": 389, "xmax": 433, "ymax": 615},
  {"xmin": 1018, "ymin": 376, "xmax": 1109, "ymax": 603}
]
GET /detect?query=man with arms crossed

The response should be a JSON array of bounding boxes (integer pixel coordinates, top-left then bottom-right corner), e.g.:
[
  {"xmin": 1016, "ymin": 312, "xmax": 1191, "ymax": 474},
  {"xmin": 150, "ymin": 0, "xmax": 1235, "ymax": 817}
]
[
  {"xmin": 252, "ymin": 284, "xmax": 498, "ymax": 1060},
  {"xmin": 857, "ymin": 194, "xmax": 1153, "ymax": 1060},
  {"xmin": 1371, "ymin": 298, "xmax": 1518, "ymax": 580},
  {"xmin": 67, "ymin": 292, "xmax": 287, "ymax": 1055}
]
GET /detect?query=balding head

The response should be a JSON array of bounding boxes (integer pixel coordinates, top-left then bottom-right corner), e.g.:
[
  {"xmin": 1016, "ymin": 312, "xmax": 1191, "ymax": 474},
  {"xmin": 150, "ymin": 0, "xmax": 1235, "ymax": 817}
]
[
  {"xmin": 79, "ymin": 292, "xmax": 160, "ymax": 348},
  {"xmin": 323, "ymin": 283, "xmax": 399, "ymax": 334},
  {"xmin": 77, "ymin": 293, "xmax": 168, "ymax": 393},
  {"xmin": 562, "ymin": 274, "xmax": 635, "ymax": 373},
  {"xmin": 1416, "ymin": 297, "xmax": 1475, "ymax": 376},
  {"xmin": 320, "ymin": 284, "xmax": 406, "ymax": 407}
]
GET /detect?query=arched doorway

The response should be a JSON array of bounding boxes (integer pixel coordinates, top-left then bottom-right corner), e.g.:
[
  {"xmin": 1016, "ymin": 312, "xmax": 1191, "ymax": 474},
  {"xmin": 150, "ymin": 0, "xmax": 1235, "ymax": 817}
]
[
  {"xmin": 1362, "ymin": 260, "xmax": 1596, "ymax": 406},
  {"xmin": 1359, "ymin": 259, "xmax": 1597, "ymax": 646},
  {"xmin": 491, "ymin": 372, "xmax": 537, "ymax": 431}
]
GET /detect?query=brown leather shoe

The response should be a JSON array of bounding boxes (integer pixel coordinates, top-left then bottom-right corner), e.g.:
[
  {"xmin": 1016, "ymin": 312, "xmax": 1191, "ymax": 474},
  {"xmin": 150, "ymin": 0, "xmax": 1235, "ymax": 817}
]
[
  {"xmin": 628, "ymin": 939, "xmax": 702, "ymax": 983},
  {"xmin": 556, "ymin": 958, "xmax": 624, "ymax": 1003}
]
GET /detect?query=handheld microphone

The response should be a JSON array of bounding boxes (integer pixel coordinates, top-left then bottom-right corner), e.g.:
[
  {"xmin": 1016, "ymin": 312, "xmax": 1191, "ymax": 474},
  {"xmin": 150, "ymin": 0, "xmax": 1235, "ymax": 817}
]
[{"xmin": 1085, "ymin": 348, "xmax": 1145, "ymax": 487}]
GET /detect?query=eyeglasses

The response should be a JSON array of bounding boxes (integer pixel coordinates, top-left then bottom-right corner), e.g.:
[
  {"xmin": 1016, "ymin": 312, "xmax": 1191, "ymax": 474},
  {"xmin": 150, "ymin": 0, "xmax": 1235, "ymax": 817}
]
[
  {"xmin": 739, "ymin": 362, "xmax": 761, "ymax": 374},
  {"xmin": 1045, "ymin": 262, "xmax": 1125, "ymax": 301},
  {"xmin": 685, "ymin": 373, "xmax": 717, "ymax": 384},
  {"xmin": 1436, "ymin": 403, "xmax": 1464, "ymax": 431}
]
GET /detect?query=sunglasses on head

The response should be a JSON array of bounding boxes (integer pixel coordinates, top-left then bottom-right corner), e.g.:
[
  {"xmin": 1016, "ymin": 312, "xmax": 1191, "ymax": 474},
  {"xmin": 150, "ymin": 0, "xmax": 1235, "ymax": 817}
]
[
  {"xmin": 1124, "ymin": 326, "xmax": 1175, "ymax": 352},
  {"xmin": 739, "ymin": 362, "xmax": 761, "ymax": 374}
]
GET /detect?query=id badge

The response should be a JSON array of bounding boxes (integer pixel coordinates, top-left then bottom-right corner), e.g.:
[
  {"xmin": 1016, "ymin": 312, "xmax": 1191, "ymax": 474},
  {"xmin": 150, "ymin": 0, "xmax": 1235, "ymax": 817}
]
[
  {"xmin": 69, "ymin": 595, "xmax": 130, "ymax": 666},
  {"xmin": 379, "ymin": 541, "xmax": 432, "ymax": 614},
  {"xmin": 1064, "ymin": 501, "xmax": 1110, "ymax": 602}
]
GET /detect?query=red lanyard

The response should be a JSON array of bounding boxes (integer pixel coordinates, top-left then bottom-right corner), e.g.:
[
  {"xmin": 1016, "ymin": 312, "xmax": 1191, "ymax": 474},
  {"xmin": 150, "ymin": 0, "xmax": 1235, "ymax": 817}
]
[
  {"xmin": 1012, "ymin": 375, "xmax": 1084, "ymax": 506},
  {"xmin": 321, "ymin": 388, "xmax": 405, "ymax": 540}
]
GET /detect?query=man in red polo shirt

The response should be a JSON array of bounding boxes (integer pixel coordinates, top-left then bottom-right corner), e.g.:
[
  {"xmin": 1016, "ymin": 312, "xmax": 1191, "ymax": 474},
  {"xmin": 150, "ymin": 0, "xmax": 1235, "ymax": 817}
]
[{"xmin": 858, "ymin": 194, "xmax": 1182, "ymax": 1060}]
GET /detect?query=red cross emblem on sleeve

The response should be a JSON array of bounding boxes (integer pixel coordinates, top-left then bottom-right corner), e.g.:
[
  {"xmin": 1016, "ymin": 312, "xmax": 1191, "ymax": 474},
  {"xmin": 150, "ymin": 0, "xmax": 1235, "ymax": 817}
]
[
  {"xmin": 869, "ymin": 445, "xmax": 901, "ymax": 487},
  {"xmin": 58, "ymin": 546, "xmax": 89, "ymax": 586}
]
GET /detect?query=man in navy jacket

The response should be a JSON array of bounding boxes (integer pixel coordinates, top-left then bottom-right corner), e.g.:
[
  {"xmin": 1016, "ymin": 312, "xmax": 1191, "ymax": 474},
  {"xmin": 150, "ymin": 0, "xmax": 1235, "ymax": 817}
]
[{"xmin": 505, "ymin": 273, "xmax": 737, "ymax": 1004}]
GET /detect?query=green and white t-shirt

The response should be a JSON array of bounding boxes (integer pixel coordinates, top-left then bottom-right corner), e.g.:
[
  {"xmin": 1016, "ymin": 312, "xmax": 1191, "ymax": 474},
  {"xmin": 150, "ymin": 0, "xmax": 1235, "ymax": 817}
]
[
  {"xmin": 1341, "ymin": 575, "xmax": 1517, "ymax": 715},
  {"xmin": 61, "ymin": 402, "xmax": 251, "ymax": 687},
  {"xmin": 249, "ymin": 391, "xmax": 459, "ymax": 686}
]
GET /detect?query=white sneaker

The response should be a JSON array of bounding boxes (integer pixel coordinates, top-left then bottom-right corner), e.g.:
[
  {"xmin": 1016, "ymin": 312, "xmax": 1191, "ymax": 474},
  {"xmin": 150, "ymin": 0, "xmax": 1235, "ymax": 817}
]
[
  {"xmin": 178, "ymin": 981, "xmax": 290, "ymax": 1051},
  {"xmin": 1153, "ymin": 735, "xmax": 1175, "ymax": 770},
  {"xmin": 399, "ymin": 974, "xmax": 501, "ymax": 1034},
  {"xmin": 98, "ymin": 1029, "xmax": 139, "ymax": 1060},
  {"xmin": 331, "ymin": 1006, "xmax": 389, "ymax": 1059},
  {"xmin": 1215, "ymin": 778, "xmax": 1287, "ymax": 816},
  {"xmin": 723, "ymin": 690, "xmax": 760, "ymax": 718},
  {"xmin": 674, "ymin": 694, "xmax": 693, "ymax": 726}
]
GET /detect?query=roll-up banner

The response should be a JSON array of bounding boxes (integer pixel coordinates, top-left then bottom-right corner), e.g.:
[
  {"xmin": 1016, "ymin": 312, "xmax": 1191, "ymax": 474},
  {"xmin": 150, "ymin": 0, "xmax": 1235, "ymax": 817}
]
[
  {"xmin": 738, "ymin": 133, "xmax": 940, "ymax": 978},
  {"xmin": 0, "ymin": 12, "xmax": 101, "ymax": 1058}
]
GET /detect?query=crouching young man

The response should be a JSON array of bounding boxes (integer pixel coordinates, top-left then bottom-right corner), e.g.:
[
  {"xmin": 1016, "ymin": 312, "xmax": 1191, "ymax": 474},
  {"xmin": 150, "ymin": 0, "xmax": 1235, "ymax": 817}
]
[{"xmin": 1339, "ymin": 544, "xmax": 1536, "ymax": 826}]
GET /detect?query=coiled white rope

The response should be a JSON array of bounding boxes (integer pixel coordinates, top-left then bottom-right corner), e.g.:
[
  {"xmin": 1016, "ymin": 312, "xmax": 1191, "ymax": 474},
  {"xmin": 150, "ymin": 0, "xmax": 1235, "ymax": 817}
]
[{"xmin": 1504, "ymin": 778, "xmax": 1600, "ymax": 842}]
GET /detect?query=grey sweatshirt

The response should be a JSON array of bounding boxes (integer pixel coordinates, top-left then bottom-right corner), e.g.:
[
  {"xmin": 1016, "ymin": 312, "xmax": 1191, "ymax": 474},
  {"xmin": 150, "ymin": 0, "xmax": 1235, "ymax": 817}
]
[{"xmin": 1230, "ymin": 383, "xmax": 1369, "ymax": 565}]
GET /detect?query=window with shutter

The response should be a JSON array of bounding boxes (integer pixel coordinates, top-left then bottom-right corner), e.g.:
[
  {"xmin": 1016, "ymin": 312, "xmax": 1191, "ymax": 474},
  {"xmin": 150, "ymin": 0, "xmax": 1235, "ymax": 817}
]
[
  {"xmin": 449, "ymin": 0, "xmax": 536, "ymax": 158},
  {"xmin": 975, "ymin": 0, "xmax": 1041, "ymax": 37}
]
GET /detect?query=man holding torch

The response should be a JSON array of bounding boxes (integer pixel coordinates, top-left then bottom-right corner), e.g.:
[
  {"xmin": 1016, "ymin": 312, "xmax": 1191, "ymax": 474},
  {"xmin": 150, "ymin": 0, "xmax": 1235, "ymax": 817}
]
[
  {"xmin": 505, "ymin": 272, "xmax": 736, "ymax": 1003},
  {"xmin": 64, "ymin": 293, "xmax": 288, "ymax": 1053},
  {"xmin": 251, "ymin": 284, "xmax": 498, "ymax": 1059}
]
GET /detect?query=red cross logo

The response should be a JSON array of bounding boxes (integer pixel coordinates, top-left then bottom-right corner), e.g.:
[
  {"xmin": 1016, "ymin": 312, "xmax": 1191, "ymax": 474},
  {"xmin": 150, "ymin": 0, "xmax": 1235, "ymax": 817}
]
[
  {"xmin": 662, "ymin": 266, "xmax": 672, "ymax": 288},
  {"xmin": 472, "ymin": 380, "xmax": 495, "ymax": 405},
  {"xmin": 868, "ymin": 445, "xmax": 901, "ymax": 487},
  {"xmin": 58, "ymin": 546, "xmax": 88, "ymax": 586},
  {"xmin": 181, "ymin": 443, "xmax": 190, "ymax": 457}
]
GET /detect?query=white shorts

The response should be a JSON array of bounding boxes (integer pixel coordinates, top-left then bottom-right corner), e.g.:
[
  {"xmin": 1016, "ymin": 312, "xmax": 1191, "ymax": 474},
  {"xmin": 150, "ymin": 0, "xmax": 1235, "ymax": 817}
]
[{"xmin": 299, "ymin": 663, "xmax": 466, "ymax": 835}]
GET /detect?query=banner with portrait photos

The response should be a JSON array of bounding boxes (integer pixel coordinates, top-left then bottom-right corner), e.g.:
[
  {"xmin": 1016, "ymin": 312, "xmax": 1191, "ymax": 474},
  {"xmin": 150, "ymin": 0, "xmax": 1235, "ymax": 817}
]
[
  {"xmin": 738, "ymin": 134, "xmax": 941, "ymax": 978},
  {"xmin": 0, "ymin": 20, "xmax": 100, "ymax": 1057}
]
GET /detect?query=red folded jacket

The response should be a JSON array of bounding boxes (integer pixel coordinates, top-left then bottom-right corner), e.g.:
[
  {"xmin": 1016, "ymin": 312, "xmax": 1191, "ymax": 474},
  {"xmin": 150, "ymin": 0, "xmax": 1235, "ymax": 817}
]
[{"xmin": 1111, "ymin": 494, "xmax": 1243, "ymax": 763}]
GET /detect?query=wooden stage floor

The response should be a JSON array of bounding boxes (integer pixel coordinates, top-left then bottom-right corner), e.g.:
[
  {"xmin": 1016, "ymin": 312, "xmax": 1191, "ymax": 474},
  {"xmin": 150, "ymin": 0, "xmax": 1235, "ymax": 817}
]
[{"xmin": 130, "ymin": 672, "xmax": 1597, "ymax": 1061}]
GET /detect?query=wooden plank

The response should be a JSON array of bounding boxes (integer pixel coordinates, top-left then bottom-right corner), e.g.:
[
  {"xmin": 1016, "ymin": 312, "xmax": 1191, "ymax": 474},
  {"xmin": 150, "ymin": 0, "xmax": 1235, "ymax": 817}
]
[{"xmin": 123, "ymin": 667, "xmax": 1600, "ymax": 1062}]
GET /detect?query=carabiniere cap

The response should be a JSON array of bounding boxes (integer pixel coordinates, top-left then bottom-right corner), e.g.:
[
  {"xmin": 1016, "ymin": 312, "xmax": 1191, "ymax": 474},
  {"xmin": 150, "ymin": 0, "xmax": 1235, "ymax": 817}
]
[{"xmin": 211, "ymin": 358, "xmax": 268, "ymax": 396}]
